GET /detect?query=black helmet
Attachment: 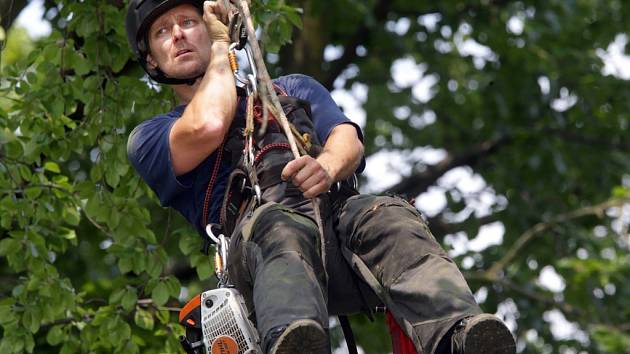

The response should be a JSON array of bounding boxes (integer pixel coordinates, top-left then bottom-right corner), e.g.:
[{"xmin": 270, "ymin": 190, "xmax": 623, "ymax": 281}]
[{"xmin": 126, "ymin": 0, "xmax": 204, "ymax": 84}]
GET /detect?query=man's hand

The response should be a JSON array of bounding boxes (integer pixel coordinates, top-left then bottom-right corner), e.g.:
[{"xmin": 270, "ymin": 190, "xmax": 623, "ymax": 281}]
[
  {"xmin": 203, "ymin": 1, "xmax": 230, "ymax": 43},
  {"xmin": 281, "ymin": 124, "xmax": 364, "ymax": 199},
  {"xmin": 281, "ymin": 155, "xmax": 334, "ymax": 199}
]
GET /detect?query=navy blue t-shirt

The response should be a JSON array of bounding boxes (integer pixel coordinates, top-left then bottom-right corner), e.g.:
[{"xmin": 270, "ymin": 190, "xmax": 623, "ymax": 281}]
[{"xmin": 127, "ymin": 74, "xmax": 365, "ymax": 236}]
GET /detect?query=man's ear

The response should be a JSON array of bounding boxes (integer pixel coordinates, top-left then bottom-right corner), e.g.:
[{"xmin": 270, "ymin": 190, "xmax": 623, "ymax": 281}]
[{"xmin": 146, "ymin": 53, "xmax": 158, "ymax": 70}]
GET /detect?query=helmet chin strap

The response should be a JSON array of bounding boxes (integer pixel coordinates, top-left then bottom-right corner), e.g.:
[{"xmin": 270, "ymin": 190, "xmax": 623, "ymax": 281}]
[
  {"xmin": 181, "ymin": 67, "xmax": 207, "ymax": 85},
  {"xmin": 184, "ymin": 72, "xmax": 205, "ymax": 86},
  {"xmin": 149, "ymin": 68, "xmax": 206, "ymax": 86}
]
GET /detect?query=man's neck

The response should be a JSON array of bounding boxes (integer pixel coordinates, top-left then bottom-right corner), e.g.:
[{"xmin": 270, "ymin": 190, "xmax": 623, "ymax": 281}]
[{"xmin": 173, "ymin": 78, "xmax": 201, "ymax": 103}]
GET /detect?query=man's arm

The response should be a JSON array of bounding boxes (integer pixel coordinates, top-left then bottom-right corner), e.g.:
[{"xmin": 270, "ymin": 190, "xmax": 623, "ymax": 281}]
[
  {"xmin": 282, "ymin": 123, "xmax": 364, "ymax": 199},
  {"xmin": 169, "ymin": 2, "xmax": 236, "ymax": 176}
]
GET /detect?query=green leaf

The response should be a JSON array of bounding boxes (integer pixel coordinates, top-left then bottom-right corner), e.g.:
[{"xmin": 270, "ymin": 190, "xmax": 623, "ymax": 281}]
[
  {"xmin": 64, "ymin": 207, "xmax": 81, "ymax": 226},
  {"xmin": 109, "ymin": 288, "xmax": 125, "ymax": 304},
  {"xmin": 155, "ymin": 308, "xmax": 170, "ymax": 324},
  {"xmin": 196, "ymin": 258, "xmax": 213, "ymax": 280},
  {"xmin": 285, "ymin": 9, "xmax": 303, "ymax": 29},
  {"xmin": 0, "ymin": 238, "xmax": 20, "ymax": 256},
  {"xmin": 50, "ymin": 98, "xmax": 65, "ymax": 120},
  {"xmin": 0, "ymin": 299, "xmax": 17, "ymax": 326},
  {"xmin": 44, "ymin": 162, "xmax": 61, "ymax": 173},
  {"xmin": 0, "ymin": 127, "xmax": 17, "ymax": 144},
  {"xmin": 0, "ymin": 339, "xmax": 11, "ymax": 353},
  {"xmin": 61, "ymin": 228, "xmax": 77, "ymax": 241},
  {"xmin": 5, "ymin": 141, "xmax": 24, "ymax": 159},
  {"xmin": 73, "ymin": 53, "xmax": 91, "ymax": 76},
  {"xmin": 146, "ymin": 255, "xmax": 163, "ymax": 278},
  {"xmin": 179, "ymin": 233, "xmax": 200, "ymax": 255},
  {"xmin": 612, "ymin": 186, "xmax": 629, "ymax": 198},
  {"xmin": 18, "ymin": 165, "xmax": 32, "ymax": 181},
  {"xmin": 24, "ymin": 187, "xmax": 43, "ymax": 199},
  {"xmin": 133, "ymin": 307, "xmax": 154, "ymax": 330},
  {"xmin": 22, "ymin": 308, "xmax": 41, "ymax": 334},
  {"xmin": 109, "ymin": 208, "xmax": 121, "ymax": 229},
  {"xmin": 151, "ymin": 281, "xmax": 169, "ymax": 306},
  {"xmin": 46, "ymin": 325, "xmax": 65, "ymax": 346},
  {"xmin": 24, "ymin": 333, "xmax": 35, "ymax": 353},
  {"xmin": 59, "ymin": 339, "xmax": 78, "ymax": 354},
  {"xmin": 114, "ymin": 339, "xmax": 139, "ymax": 354},
  {"xmin": 118, "ymin": 256, "xmax": 133, "ymax": 274},
  {"xmin": 85, "ymin": 195, "xmax": 107, "ymax": 222},
  {"xmin": 131, "ymin": 251, "xmax": 147, "ymax": 274},
  {"xmin": 121, "ymin": 289, "xmax": 138, "ymax": 312},
  {"xmin": 105, "ymin": 168, "xmax": 120, "ymax": 187},
  {"xmin": 164, "ymin": 277, "xmax": 181, "ymax": 298}
]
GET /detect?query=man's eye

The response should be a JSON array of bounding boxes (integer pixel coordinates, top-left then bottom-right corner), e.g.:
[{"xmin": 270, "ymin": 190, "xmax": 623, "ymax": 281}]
[
  {"xmin": 182, "ymin": 19, "xmax": 195, "ymax": 27},
  {"xmin": 155, "ymin": 27, "xmax": 168, "ymax": 36}
]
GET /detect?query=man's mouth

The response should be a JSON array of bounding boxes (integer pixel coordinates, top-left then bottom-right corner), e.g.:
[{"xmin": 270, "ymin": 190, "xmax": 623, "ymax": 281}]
[{"xmin": 175, "ymin": 49, "xmax": 192, "ymax": 58}]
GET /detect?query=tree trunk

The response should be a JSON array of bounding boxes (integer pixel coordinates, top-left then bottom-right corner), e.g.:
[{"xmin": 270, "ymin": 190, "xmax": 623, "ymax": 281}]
[{"xmin": 1, "ymin": 0, "xmax": 28, "ymax": 33}]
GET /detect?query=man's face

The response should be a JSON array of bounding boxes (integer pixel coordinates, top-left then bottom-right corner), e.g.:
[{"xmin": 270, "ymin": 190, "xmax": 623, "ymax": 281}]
[{"xmin": 146, "ymin": 4, "xmax": 211, "ymax": 80}]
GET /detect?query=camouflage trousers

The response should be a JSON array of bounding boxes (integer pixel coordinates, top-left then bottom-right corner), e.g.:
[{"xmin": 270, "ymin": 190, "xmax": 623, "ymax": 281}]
[{"xmin": 226, "ymin": 192, "xmax": 481, "ymax": 354}]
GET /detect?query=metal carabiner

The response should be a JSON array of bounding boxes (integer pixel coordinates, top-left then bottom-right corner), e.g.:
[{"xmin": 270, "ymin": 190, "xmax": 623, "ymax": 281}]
[
  {"xmin": 228, "ymin": 42, "xmax": 258, "ymax": 96},
  {"xmin": 244, "ymin": 44, "xmax": 258, "ymax": 96}
]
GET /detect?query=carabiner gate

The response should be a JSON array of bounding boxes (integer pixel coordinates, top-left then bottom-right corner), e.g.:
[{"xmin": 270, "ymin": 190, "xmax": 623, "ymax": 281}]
[{"xmin": 229, "ymin": 42, "xmax": 258, "ymax": 96}]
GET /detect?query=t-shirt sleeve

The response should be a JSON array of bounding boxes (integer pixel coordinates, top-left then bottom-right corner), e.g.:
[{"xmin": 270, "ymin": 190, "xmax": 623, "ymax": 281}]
[
  {"xmin": 127, "ymin": 115, "xmax": 193, "ymax": 206},
  {"xmin": 277, "ymin": 74, "xmax": 366, "ymax": 172}
]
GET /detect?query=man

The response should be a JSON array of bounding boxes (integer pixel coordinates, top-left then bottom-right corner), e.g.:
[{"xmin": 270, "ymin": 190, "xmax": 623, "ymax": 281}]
[{"xmin": 125, "ymin": 1, "xmax": 517, "ymax": 353}]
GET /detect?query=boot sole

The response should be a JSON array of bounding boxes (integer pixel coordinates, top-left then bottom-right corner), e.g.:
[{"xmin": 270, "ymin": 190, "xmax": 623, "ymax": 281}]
[
  {"xmin": 461, "ymin": 314, "xmax": 516, "ymax": 354},
  {"xmin": 271, "ymin": 319, "xmax": 329, "ymax": 354}
]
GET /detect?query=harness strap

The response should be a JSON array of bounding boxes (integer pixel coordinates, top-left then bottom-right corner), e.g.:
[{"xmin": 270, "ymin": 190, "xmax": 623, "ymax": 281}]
[{"xmin": 339, "ymin": 315, "xmax": 359, "ymax": 354}]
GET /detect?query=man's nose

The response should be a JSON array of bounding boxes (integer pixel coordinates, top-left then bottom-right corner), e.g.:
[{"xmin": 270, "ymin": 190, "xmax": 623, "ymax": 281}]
[{"xmin": 172, "ymin": 24, "xmax": 185, "ymax": 41}]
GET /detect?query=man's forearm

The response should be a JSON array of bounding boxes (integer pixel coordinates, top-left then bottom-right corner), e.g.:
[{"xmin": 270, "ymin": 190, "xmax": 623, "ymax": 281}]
[
  {"xmin": 186, "ymin": 42, "xmax": 236, "ymax": 132},
  {"xmin": 169, "ymin": 41, "xmax": 237, "ymax": 175},
  {"xmin": 317, "ymin": 124, "xmax": 364, "ymax": 182}
]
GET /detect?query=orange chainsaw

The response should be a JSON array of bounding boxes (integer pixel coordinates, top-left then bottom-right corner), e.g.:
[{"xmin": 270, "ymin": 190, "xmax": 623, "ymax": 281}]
[{"xmin": 178, "ymin": 225, "xmax": 262, "ymax": 354}]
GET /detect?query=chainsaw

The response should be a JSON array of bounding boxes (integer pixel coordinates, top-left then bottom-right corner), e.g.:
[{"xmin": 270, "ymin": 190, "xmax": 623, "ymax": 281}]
[{"xmin": 178, "ymin": 225, "xmax": 262, "ymax": 354}]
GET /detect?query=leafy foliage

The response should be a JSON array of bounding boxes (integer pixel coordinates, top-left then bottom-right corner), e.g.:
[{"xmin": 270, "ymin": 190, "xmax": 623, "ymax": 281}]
[{"xmin": 1, "ymin": 0, "xmax": 629, "ymax": 353}]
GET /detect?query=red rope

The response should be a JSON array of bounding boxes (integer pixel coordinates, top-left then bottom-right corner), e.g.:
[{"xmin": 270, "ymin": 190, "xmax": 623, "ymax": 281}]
[
  {"xmin": 253, "ymin": 142, "xmax": 291, "ymax": 165},
  {"xmin": 201, "ymin": 142, "xmax": 225, "ymax": 229}
]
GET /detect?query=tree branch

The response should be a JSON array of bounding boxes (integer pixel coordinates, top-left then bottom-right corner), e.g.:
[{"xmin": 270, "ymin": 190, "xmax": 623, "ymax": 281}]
[
  {"xmin": 427, "ymin": 213, "xmax": 502, "ymax": 240},
  {"xmin": 386, "ymin": 135, "xmax": 511, "ymax": 197},
  {"xmin": 469, "ymin": 270, "xmax": 630, "ymax": 332},
  {"xmin": 484, "ymin": 197, "xmax": 630, "ymax": 281},
  {"xmin": 467, "ymin": 272, "xmax": 582, "ymax": 317}
]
